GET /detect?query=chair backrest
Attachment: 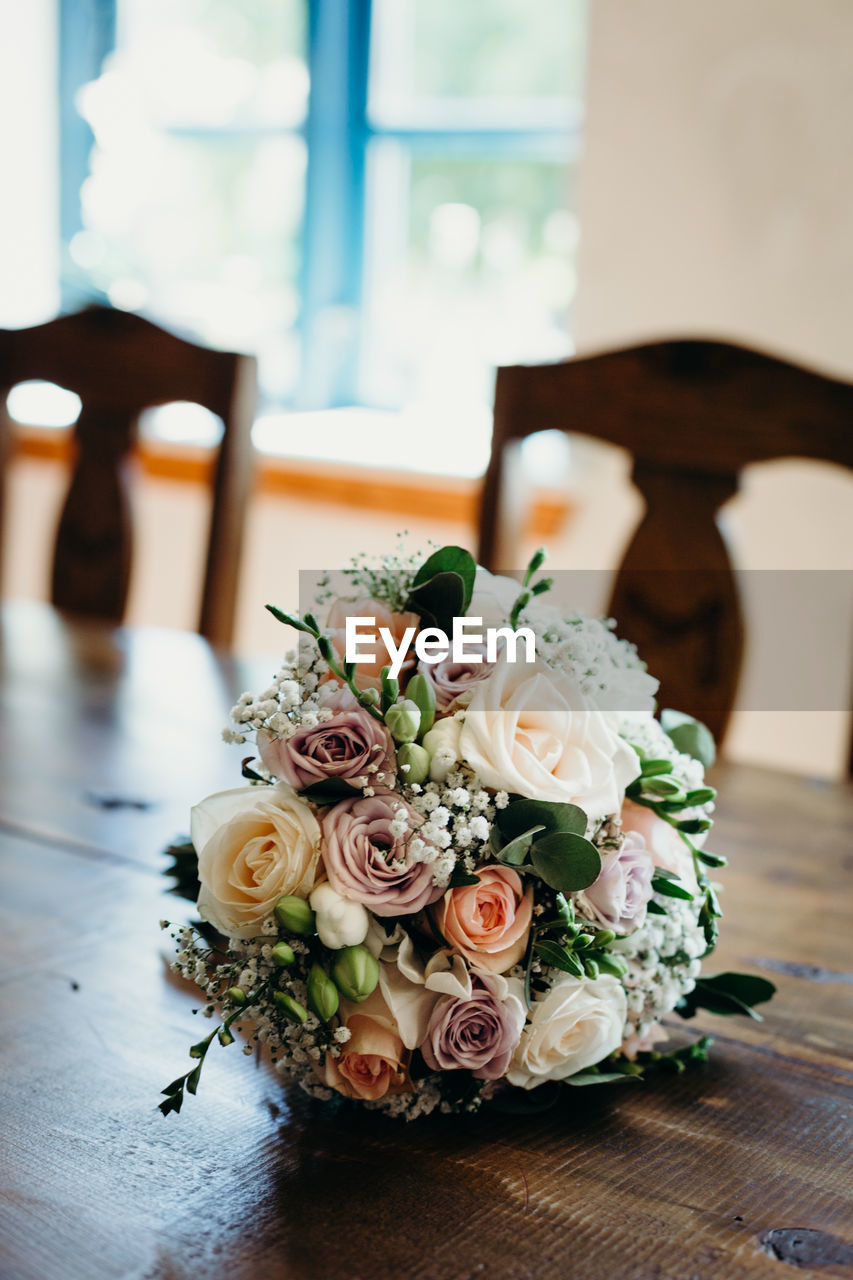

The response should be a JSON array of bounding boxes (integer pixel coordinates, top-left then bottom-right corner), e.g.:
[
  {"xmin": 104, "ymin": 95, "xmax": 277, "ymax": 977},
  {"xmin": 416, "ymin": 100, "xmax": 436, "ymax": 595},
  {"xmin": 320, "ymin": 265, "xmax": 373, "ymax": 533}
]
[
  {"xmin": 478, "ymin": 339, "xmax": 853, "ymax": 746},
  {"xmin": 0, "ymin": 305, "xmax": 257, "ymax": 648}
]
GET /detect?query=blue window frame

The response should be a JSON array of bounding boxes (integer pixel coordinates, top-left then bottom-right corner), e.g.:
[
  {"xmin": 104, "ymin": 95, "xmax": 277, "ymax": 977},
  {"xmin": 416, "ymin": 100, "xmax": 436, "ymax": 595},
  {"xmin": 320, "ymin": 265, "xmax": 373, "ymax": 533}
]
[{"xmin": 58, "ymin": 0, "xmax": 584, "ymax": 420}]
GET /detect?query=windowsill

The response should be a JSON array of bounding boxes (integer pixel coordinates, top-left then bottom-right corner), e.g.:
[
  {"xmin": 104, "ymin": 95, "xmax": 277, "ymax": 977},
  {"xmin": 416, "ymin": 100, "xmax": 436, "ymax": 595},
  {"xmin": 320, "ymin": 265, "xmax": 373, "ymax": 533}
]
[{"xmin": 10, "ymin": 424, "xmax": 572, "ymax": 538}]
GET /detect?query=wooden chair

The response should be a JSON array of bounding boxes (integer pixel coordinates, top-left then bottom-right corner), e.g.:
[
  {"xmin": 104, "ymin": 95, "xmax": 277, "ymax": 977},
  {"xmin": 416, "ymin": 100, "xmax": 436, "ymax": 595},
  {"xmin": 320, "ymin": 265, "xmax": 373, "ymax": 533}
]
[
  {"xmin": 478, "ymin": 339, "xmax": 853, "ymax": 747},
  {"xmin": 0, "ymin": 306, "xmax": 257, "ymax": 648}
]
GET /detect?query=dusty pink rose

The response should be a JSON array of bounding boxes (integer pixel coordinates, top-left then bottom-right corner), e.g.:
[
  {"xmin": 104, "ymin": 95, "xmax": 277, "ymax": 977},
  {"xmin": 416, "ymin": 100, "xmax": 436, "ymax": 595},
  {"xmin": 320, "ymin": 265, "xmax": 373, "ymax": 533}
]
[
  {"xmin": 439, "ymin": 865, "xmax": 534, "ymax": 974},
  {"xmin": 324, "ymin": 990, "xmax": 409, "ymax": 1101},
  {"xmin": 578, "ymin": 829, "xmax": 654, "ymax": 934},
  {"xmin": 326, "ymin": 596, "xmax": 421, "ymax": 692},
  {"xmin": 621, "ymin": 798, "xmax": 698, "ymax": 893},
  {"xmin": 321, "ymin": 790, "xmax": 445, "ymax": 916},
  {"xmin": 258, "ymin": 697, "xmax": 394, "ymax": 791},
  {"xmin": 421, "ymin": 973, "xmax": 525, "ymax": 1079},
  {"xmin": 417, "ymin": 644, "xmax": 495, "ymax": 711}
]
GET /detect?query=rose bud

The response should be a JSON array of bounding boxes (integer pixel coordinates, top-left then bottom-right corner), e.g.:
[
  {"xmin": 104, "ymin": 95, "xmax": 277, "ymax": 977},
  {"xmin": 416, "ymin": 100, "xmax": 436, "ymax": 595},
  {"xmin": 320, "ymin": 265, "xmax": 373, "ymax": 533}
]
[
  {"xmin": 274, "ymin": 991, "xmax": 307, "ymax": 1024},
  {"xmin": 331, "ymin": 944, "xmax": 380, "ymax": 1002},
  {"xmin": 405, "ymin": 672, "xmax": 436, "ymax": 735},
  {"xmin": 274, "ymin": 895, "xmax": 316, "ymax": 936},
  {"xmin": 384, "ymin": 699, "xmax": 421, "ymax": 744},
  {"xmin": 309, "ymin": 881, "xmax": 370, "ymax": 949},
  {"xmin": 271, "ymin": 941, "xmax": 296, "ymax": 967},
  {"xmin": 225, "ymin": 986, "xmax": 246, "ymax": 1005},
  {"xmin": 307, "ymin": 963, "xmax": 340, "ymax": 1022},
  {"xmin": 422, "ymin": 716, "xmax": 462, "ymax": 782},
  {"xmin": 396, "ymin": 742, "xmax": 430, "ymax": 786}
]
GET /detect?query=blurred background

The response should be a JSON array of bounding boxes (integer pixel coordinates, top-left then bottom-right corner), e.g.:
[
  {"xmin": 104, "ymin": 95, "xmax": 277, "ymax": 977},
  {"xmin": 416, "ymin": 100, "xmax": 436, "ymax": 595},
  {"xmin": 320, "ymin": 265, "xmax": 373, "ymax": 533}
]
[{"xmin": 2, "ymin": 0, "xmax": 852, "ymax": 775}]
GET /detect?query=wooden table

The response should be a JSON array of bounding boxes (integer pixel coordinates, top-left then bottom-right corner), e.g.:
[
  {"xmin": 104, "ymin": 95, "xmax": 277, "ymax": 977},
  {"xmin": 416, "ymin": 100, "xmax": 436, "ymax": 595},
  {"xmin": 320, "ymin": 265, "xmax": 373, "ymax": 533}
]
[{"xmin": 1, "ymin": 601, "xmax": 851, "ymax": 1280}]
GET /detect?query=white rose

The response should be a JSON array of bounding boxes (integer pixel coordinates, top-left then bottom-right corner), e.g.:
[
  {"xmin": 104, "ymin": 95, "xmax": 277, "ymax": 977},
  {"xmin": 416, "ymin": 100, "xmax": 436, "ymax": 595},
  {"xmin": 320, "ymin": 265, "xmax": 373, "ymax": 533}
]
[
  {"xmin": 507, "ymin": 974, "xmax": 627, "ymax": 1089},
  {"xmin": 468, "ymin": 568, "xmax": 522, "ymax": 628},
  {"xmin": 192, "ymin": 783, "xmax": 321, "ymax": 939},
  {"xmin": 458, "ymin": 656, "xmax": 640, "ymax": 820},
  {"xmin": 309, "ymin": 880, "xmax": 370, "ymax": 949}
]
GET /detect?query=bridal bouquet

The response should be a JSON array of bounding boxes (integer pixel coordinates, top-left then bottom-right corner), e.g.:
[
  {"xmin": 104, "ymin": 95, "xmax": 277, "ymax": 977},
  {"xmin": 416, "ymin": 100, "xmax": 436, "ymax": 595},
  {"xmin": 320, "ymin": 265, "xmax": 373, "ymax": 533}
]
[{"xmin": 160, "ymin": 544, "xmax": 773, "ymax": 1119}]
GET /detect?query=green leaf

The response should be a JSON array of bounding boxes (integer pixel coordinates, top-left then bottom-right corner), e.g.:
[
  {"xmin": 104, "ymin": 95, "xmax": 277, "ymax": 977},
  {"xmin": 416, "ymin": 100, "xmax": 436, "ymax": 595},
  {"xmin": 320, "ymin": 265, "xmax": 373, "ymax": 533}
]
[
  {"xmin": 497, "ymin": 798, "xmax": 587, "ymax": 842},
  {"xmin": 530, "ymin": 832, "xmax": 602, "ymax": 892},
  {"xmin": 407, "ymin": 547, "xmax": 476, "ymax": 631},
  {"xmin": 299, "ymin": 777, "xmax": 358, "ymax": 804},
  {"xmin": 534, "ymin": 939, "xmax": 584, "ymax": 977},
  {"xmin": 646, "ymin": 900, "xmax": 667, "ymax": 915},
  {"xmin": 161, "ymin": 1075, "xmax": 189, "ymax": 1096},
  {"xmin": 696, "ymin": 848, "xmax": 727, "ymax": 868},
  {"xmin": 679, "ymin": 972, "xmax": 776, "ymax": 1020},
  {"xmin": 241, "ymin": 757, "xmax": 265, "ymax": 782},
  {"xmin": 564, "ymin": 1071, "xmax": 640, "ymax": 1087},
  {"xmin": 158, "ymin": 1091, "xmax": 183, "ymax": 1117},
  {"xmin": 265, "ymin": 604, "xmax": 316, "ymax": 634},
  {"xmin": 411, "ymin": 545, "xmax": 476, "ymax": 608},
  {"xmin": 492, "ymin": 824, "xmax": 546, "ymax": 867},
  {"xmin": 651, "ymin": 874, "xmax": 694, "ymax": 901},
  {"xmin": 448, "ymin": 866, "xmax": 481, "ymax": 888},
  {"xmin": 185, "ymin": 1063, "xmax": 203, "ymax": 1096},
  {"xmin": 677, "ymin": 817, "xmax": 713, "ymax": 835},
  {"xmin": 661, "ymin": 709, "xmax": 717, "ymax": 768}
]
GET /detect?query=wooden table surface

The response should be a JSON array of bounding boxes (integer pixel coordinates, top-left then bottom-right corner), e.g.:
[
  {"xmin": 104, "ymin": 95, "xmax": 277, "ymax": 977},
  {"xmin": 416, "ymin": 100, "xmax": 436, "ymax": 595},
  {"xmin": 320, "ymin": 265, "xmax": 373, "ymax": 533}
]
[{"xmin": 1, "ymin": 601, "xmax": 851, "ymax": 1280}]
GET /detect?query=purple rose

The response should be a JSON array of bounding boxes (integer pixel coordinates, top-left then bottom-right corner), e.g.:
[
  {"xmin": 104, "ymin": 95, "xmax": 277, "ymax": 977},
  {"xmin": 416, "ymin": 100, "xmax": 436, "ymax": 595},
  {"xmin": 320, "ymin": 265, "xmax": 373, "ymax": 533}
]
[
  {"xmin": 421, "ymin": 973, "xmax": 525, "ymax": 1079},
  {"xmin": 417, "ymin": 644, "xmax": 495, "ymax": 712},
  {"xmin": 579, "ymin": 830, "xmax": 654, "ymax": 934},
  {"xmin": 321, "ymin": 790, "xmax": 444, "ymax": 917},
  {"xmin": 259, "ymin": 701, "xmax": 394, "ymax": 792}
]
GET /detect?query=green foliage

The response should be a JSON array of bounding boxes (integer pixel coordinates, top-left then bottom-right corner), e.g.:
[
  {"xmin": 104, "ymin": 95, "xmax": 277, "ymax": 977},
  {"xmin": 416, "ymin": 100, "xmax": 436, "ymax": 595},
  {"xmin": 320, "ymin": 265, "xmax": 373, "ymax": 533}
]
[
  {"xmin": 406, "ymin": 546, "xmax": 476, "ymax": 633},
  {"xmin": 660, "ymin": 709, "xmax": 717, "ymax": 768},
  {"xmin": 678, "ymin": 972, "xmax": 776, "ymax": 1021},
  {"xmin": 162, "ymin": 838, "xmax": 199, "ymax": 902}
]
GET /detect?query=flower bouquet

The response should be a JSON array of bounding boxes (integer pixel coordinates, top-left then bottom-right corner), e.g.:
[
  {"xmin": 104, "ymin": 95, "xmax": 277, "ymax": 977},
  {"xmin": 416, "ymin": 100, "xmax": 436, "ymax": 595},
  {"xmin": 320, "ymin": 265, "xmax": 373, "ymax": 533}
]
[{"xmin": 160, "ymin": 544, "xmax": 774, "ymax": 1119}]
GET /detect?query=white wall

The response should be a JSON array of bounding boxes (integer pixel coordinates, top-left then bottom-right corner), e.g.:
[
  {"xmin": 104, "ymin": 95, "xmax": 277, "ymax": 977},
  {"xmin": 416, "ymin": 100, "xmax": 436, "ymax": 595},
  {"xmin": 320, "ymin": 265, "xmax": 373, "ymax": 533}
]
[
  {"xmin": 0, "ymin": 0, "xmax": 59, "ymax": 326},
  {"xmin": 575, "ymin": 0, "xmax": 853, "ymax": 375},
  {"xmin": 568, "ymin": 0, "xmax": 853, "ymax": 776}
]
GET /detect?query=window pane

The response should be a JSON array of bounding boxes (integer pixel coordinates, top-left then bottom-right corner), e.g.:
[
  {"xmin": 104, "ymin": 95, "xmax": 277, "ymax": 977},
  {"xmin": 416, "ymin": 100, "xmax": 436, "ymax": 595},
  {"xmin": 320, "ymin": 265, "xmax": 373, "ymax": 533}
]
[
  {"xmin": 361, "ymin": 145, "xmax": 578, "ymax": 426},
  {"xmin": 371, "ymin": 0, "xmax": 587, "ymax": 112},
  {"xmin": 117, "ymin": 0, "xmax": 308, "ymax": 128},
  {"xmin": 74, "ymin": 128, "xmax": 305, "ymax": 395}
]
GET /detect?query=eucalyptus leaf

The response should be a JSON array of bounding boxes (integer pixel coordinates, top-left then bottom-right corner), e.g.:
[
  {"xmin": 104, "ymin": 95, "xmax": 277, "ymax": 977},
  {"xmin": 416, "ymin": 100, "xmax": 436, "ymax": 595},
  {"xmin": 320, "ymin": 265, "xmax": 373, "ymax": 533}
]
[
  {"xmin": 661, "ymin": 709, "xmax": 717, "ymax": 768},
  {"xmin": 530, "ymin": 832, "xmax": 601, "ymax": 892},
  {"xmin": 494, "ymin": 824, "xmax": 546, "ymax": 867},
  {"xmin": 497, "ymin": 798, "xmax": 588, "ymax": 842},
  {"xmin": 411, "ymin": 545, "xmax": 476, "ymax": 607}
]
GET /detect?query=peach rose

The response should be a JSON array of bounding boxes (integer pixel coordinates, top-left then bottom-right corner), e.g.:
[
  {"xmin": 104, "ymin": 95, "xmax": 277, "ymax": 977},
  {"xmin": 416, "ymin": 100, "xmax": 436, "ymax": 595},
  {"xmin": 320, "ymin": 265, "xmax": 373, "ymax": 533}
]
[
  {"xmin": 326, "ymin": 596, "xmax": 421, "ymax": 692},
  {"xmin": 621, "ymin": 799, "xmax": 698, "ymax": 893},
  {"xmin": 438, "ymin": 865, "xmax": 533, "ymax": 974},
  {"xmin": 324, "ymin": 989, "xmax": 409, "ymax": 1101}
]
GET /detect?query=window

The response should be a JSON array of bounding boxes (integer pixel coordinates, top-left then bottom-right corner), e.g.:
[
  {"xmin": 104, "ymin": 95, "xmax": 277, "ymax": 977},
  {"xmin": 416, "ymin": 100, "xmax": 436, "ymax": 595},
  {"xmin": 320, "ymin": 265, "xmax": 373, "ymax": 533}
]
[{"xmin": 56, "ymin": 0, "xmax": 587, "ymax": 475}]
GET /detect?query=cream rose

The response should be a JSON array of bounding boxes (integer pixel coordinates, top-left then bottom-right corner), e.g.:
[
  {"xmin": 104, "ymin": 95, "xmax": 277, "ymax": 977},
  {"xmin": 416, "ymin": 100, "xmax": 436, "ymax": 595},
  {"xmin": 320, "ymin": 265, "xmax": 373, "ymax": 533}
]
[
  {"xmin": 507, "ymin": 974, "xmax": 627, "ymax": 1089},
  {"xmin": 192, "ymin": 783, "xmax": 321, "ymax": 939},
  {"xmin": 459, "ymin": 656, "xmax": 640, "ymax": 820}
]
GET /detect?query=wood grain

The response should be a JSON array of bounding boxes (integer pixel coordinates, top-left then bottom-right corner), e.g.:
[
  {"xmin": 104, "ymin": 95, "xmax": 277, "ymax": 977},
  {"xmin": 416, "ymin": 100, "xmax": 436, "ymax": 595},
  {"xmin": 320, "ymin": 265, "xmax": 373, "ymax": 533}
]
[{"xmin": 1, "ymin": 603, "xmax": 851, "ymax": 1280}]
